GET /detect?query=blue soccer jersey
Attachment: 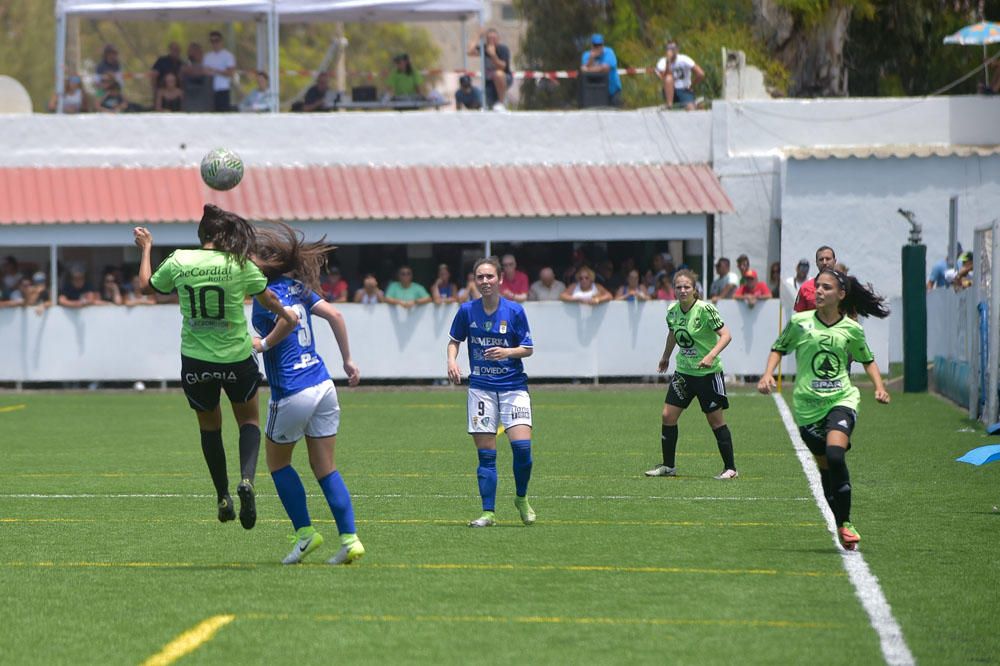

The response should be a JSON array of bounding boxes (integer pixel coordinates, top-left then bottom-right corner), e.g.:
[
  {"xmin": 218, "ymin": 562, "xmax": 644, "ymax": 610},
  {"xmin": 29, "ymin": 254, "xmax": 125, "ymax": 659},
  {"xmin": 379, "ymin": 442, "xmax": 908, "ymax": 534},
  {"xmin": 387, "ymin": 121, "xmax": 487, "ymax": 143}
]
[
  {"xmin": 449, "ymin": 297, "xmax": 533, "ymax": 391},
  {"xmin": 251, "ymin": 276, "xmax": 331, "ymax": 401}
]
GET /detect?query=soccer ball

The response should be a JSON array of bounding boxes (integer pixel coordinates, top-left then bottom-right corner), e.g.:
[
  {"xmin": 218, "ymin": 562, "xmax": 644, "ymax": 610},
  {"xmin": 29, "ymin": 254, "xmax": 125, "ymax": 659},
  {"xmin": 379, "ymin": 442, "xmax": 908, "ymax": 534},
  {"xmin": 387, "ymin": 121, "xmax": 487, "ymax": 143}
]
[{"xmin": 200, "ymin": 148, "xmax": 244, "ymax": 191}]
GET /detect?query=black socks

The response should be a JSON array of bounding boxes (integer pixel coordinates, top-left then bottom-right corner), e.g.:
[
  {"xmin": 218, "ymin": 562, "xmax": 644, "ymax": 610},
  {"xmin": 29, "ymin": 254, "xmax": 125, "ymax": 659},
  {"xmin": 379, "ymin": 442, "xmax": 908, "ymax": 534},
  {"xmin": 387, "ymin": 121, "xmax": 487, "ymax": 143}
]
[
  {"xmin": 712, "ymin": 424, "xmax": 736, "ymax": 471},
  {"xmin": 199, "ymin": 429, "xmax": 229, "ymax": 500},
  {"xmin": 825, "ymin": 445, "xmax": 852, "ymax": 525},
  {"xmin": 238, "ymin": 424, "xmax": 260, "ymax": 483},
  {"xmin": 660, "ymin": 424, "xmax": 678, "ymax": 468}
]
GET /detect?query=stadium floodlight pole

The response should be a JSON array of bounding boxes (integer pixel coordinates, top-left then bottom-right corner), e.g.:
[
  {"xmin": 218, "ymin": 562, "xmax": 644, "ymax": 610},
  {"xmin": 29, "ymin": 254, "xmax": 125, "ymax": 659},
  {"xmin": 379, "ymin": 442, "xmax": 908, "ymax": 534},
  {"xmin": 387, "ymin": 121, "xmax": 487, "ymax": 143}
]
[{"xmin": 54, "ymin": 10, "xmax": 67, "ymax": 114}]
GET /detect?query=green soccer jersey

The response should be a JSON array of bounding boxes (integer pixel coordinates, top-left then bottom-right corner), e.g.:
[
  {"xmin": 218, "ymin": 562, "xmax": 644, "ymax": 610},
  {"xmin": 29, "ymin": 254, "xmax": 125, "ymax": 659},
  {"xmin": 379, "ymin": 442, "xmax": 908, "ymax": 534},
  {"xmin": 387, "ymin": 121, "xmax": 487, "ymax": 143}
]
[
  {"xmin": 772, "ymin": 311, "xmax": 875, "ymax": 426},
  {"xmin": 666, "ymin": 299, "xmax": 725, "ymax": 376},
  {"xmin": 150, "ymin": 249, "xmax": 267, "ymax": 363}
]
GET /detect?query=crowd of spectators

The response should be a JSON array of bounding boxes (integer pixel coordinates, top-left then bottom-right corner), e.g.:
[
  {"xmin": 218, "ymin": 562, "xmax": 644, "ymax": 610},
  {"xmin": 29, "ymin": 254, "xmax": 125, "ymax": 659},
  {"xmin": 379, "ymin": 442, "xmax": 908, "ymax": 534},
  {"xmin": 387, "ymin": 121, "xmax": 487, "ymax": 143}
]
[{"xmin": 1, "ymin": 251, "xmax": 818, "ymax": 314}]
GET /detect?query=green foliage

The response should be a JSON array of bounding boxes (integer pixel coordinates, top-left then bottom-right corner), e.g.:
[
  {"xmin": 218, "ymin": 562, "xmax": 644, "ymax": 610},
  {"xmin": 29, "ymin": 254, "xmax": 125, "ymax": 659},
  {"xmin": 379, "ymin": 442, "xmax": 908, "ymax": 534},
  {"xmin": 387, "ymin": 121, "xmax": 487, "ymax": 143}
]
[
  {"xmin": 774, "ymin": 0, "xmax": 877, "ymax": 24},
  {"xmin": 847, "ymin": 0, "xmax": 1000, "ymax": 96},
  {"xmin": 517, "ymin": 0, "xmax": 789, "ymax": 109},
  {"xmin": 0, "ymin": 2, "xmax": 55, "ymax": 112}
]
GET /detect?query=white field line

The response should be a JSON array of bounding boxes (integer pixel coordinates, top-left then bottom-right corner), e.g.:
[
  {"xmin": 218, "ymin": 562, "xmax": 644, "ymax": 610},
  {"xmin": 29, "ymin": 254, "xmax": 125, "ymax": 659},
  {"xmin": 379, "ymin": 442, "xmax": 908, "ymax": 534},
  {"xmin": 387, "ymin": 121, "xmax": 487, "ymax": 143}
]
[
  {"xmin": 0, "ymin": 493, "xmax": 811, "ymax": 502},
  {"xmin": 141, "ymin": 614, "xmax": 234, "ymax": 666},
  {"xmin": 772, "ymin": 394, "xmax": 915, "ymax": 666}
]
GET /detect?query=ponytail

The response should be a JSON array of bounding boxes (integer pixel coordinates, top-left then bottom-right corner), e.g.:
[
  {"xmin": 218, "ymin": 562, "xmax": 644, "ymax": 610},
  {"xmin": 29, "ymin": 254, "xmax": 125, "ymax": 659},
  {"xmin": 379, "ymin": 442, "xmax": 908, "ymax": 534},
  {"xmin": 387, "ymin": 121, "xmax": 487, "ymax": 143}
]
[
  {"xmin": 253, "ymin": 221, "xmax": 332, "ymax": 293},
  {"xmin": 821, "ymin": 268, "xmax": 889, "ymax": 319},
  {"xmin": 197, "ymin": 204, "xmax": 256, "ymax": 267}
]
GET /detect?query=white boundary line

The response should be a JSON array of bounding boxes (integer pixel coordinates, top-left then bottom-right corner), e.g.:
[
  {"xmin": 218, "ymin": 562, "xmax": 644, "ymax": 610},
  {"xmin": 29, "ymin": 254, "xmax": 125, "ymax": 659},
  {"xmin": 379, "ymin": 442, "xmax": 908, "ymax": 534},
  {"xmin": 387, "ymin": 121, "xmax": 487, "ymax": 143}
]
[
  {"xmin": 0, "ymin": 493, "xmax": 811, "ymax": 502},
  {"xmin": 772, "ymin": 394, "xmax": 915, "ymax": 666}
]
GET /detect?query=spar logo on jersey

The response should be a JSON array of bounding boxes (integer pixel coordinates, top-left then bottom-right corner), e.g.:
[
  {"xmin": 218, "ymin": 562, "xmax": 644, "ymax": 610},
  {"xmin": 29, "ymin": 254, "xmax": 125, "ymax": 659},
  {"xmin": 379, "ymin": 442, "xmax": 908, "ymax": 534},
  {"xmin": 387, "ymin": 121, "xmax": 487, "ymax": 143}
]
[
  {"xmin": 184, "ymin": 370, "xmax": 238, "ymax": 384},
  {"xmin": 811, "ymin": 350, "xmax": 842, "ymax": 389},
  {"xmin": 675, "ymin": 329, "xmax": 694, "ymax": 348}
]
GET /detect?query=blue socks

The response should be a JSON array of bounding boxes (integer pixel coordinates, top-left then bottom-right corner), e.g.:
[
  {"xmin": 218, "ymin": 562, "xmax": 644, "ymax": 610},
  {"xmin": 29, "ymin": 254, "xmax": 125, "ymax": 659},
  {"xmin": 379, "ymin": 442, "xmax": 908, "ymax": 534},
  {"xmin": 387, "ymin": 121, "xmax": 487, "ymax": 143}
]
[
  {"xmin": 318, "ymin": 470, "xmax": 356, "ymax": 535},
  {"xmin": 476, "ymin": 449, "xmax": 498, "ymax": 511},
  {"xmin": 510, "ymin": 439, "xmax": 533, "ymax": 497},
  {"xmin": 271, "ymin": 465, "xmax": 310, "ymax": 530}
]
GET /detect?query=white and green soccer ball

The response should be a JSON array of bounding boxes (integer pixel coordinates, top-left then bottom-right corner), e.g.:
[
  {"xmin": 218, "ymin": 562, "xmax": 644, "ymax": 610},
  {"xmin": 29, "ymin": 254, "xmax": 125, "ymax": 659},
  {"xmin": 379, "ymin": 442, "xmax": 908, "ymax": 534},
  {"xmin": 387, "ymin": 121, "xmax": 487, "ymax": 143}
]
[{"xmin": 200, "ymin": 148, "xmax": 244, "ymax": 191}]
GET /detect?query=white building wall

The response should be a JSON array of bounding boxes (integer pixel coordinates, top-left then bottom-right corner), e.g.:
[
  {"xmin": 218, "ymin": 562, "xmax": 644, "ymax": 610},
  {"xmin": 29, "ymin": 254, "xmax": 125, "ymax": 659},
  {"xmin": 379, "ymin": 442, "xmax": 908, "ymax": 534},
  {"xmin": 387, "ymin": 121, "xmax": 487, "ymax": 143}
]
[{"xmin": 781, "ymin": 155, "xmax": 1000, "ymax": 299}]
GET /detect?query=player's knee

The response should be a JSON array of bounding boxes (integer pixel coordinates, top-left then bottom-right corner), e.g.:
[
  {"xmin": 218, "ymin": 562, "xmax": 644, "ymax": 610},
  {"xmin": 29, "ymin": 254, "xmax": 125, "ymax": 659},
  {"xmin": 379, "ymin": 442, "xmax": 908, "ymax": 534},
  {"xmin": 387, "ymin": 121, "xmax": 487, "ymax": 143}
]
[{"xmin": 825, "ymin": 444, "xmax": 847, "ymax": 470}]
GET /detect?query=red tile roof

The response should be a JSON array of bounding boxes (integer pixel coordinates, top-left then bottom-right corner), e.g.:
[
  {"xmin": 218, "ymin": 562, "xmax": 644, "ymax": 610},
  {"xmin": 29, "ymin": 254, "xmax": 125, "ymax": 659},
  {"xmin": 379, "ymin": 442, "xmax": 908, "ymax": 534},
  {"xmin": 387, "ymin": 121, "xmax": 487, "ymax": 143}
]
[{"xmin": 0, "ymin": 164, "xmax": 732, "ymax": 225}]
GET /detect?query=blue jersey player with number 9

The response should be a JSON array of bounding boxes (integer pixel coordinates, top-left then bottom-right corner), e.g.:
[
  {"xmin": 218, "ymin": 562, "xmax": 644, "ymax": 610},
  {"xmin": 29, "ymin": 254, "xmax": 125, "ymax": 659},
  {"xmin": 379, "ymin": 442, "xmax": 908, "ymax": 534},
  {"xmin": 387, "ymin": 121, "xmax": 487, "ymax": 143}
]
[
  {"xmin": 251, "ymin": 224, "xmax": 364, "ymax": 565},
  {"xmin": 447, "ymin": 256, "xmax": 536, "ymax": 527},
  {"xmin": 134, "ymin": 205, "xmax": 299, "ymax": 530}
]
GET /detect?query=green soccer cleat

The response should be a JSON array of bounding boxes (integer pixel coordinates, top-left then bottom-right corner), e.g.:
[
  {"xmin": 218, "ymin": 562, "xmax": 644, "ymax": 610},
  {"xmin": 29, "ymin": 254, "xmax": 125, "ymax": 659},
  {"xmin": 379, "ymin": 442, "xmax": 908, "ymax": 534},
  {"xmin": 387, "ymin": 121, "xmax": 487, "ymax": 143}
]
[
  {"xmin": 468, "ymin": 511, "xmax": 496, "ymax": 528},
  {"xmin": 328, "ymin": 535, "xmax": 365, "ymax": 565},
  {"xmin": 217, "ymin": 494, "xmax": 236, "ymax": 523},
  {"xmin": 838, "ymin": 522, "xmax": 861, "ymax": 551},
  {"xmin": 514, "ymin": 497, "xmax": 536, "ymax": 526},
  {"xmin": 282, "ymin": 527, "xmax": 324, "ymax": 565},
  {"xmin": 236, "ymin": 479, "xmax": 256, "ymax": 530}
]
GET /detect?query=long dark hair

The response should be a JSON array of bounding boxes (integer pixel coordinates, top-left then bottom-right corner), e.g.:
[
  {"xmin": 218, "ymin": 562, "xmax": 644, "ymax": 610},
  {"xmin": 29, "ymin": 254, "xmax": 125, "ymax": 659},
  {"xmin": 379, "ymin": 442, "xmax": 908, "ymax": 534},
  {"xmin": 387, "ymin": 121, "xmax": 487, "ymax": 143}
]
[
  {"xmin": 819, "ymin": 268, "xmax": 889, "ymax": 319},
  {"xmin": 253, "ymin": 221, "xmax": 332, "ymax": 293},
  {"xmin": 197, "ymin": 204, "xmax": 256, "ymax": 267}
]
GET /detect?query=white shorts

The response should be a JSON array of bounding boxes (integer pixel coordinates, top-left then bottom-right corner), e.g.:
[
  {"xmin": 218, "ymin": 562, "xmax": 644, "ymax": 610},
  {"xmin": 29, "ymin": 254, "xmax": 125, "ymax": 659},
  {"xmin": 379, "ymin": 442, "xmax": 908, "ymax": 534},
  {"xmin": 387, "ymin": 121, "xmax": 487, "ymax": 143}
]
[
  {"xmin": 467, "ymin": 388, "xmax": 532, "ymax": 434},
  {"xmin": 266, "ymin": 379, "xmax": 340, "ymax": 444}
]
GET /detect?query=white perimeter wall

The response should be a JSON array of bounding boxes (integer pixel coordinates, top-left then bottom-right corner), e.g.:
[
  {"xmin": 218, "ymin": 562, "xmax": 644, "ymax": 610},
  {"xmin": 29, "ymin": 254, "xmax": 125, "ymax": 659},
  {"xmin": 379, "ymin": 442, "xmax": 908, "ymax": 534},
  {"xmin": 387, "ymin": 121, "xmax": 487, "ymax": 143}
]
[
  {"xmin": 781, "ymin": 155, "xmax": 1000, "ymax": 300},
  {"xmin": 0, "ymin": 301, "xmax": 889, "ymax": 382}
]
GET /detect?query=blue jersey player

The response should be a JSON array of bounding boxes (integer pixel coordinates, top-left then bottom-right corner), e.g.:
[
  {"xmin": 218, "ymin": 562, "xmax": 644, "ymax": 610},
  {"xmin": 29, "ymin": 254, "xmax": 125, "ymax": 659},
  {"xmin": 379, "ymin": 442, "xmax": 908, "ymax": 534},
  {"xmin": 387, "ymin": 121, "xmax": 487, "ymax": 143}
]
[
  {"xmin": 251, "ymin": 226, "xmax": 364, "ymax": 565},
  {"xmin": 447, "ymin": 256, "xmax": 536, "ymax": 527}
]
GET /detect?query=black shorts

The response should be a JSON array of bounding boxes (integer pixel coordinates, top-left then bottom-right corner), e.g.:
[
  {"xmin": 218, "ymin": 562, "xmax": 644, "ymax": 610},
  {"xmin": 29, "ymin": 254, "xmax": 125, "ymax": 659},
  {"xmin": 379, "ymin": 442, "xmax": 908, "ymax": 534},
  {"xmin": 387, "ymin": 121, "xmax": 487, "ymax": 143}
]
[
  {"xmin": 798, "ymin": 406, "xmax": 856, "ymax": 456},
  {"xmin": 180, "ymin": 354, "xmax": 262, "ymax": 412},
  {"xmin": 664, "ymin": 371, "xmax": 729, "ymax": 413}
]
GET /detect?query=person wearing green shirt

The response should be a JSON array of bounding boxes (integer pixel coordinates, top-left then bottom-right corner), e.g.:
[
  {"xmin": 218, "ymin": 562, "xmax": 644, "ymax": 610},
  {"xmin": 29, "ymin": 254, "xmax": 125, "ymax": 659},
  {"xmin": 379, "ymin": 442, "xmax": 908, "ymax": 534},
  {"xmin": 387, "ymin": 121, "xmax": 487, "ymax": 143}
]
[
  {"xmin": 384, "ymin": 265, "xmax": 432, "ymax": 307},
  {"xmin": 134, "ymin": 204, "xmax": 298, "ymax": 529},
  {"xmin": 758, "ymin": 268, "xmax": 890, "ymax": 551},
  {"xmin": 386, "ymin": 53, "xmax": 424, "ymax": 98},
  {"xmin": 646, "ymin": 269, "xmax": 737, "ymax": 480}
]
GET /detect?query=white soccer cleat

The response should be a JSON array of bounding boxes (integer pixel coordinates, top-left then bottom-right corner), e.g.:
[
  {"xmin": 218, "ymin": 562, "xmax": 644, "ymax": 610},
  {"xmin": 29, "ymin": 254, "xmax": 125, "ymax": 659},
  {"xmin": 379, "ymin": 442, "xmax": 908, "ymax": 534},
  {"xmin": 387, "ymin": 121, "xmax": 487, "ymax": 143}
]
[
  {"xmin": 468, "ymin": 511, "xmax": 496, "ymax": 527},
  {"xmin": 644, "ymin": 465, "xmax": 676, "ymax": 477},
  {"xmin": 282, "ymin": 527, "xmax": 324, "ymax": 565},
  {"xmin": 328, "ymin": 536, "xmax": 366, "ymax": 565},
  {"xmin": 714, "ymin": 469, "xmax": 739, "ymax": 480}
]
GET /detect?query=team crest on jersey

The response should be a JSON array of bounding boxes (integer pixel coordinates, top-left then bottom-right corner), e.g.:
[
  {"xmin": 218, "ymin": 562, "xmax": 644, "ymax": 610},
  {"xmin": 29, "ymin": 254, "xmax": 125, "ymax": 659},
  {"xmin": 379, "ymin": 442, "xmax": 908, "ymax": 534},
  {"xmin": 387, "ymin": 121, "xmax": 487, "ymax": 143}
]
[
  {"xmin": 484, "ymin": 321, "xmax": 493, "ymax": 332},
  {"xmin": 499, "ymin": 320, "xmax": 507, "ymax": 334}
]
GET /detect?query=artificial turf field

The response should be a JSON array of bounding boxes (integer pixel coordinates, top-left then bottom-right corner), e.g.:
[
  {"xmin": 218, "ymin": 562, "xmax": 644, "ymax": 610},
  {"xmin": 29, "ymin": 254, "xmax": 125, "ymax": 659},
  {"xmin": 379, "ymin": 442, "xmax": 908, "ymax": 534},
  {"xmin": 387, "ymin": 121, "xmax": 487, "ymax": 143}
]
[{"xmin": 0, "ymin": 386, "xmax": 997, "ymax": 665}]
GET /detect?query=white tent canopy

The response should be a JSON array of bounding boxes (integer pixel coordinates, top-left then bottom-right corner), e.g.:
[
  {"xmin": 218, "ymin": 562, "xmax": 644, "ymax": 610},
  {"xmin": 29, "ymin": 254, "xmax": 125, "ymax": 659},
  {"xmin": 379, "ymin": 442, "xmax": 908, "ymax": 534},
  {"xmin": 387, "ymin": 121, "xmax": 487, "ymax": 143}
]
[{"xmin": 54, "ymin": 0, "xmax": 483, "ymax": 111}]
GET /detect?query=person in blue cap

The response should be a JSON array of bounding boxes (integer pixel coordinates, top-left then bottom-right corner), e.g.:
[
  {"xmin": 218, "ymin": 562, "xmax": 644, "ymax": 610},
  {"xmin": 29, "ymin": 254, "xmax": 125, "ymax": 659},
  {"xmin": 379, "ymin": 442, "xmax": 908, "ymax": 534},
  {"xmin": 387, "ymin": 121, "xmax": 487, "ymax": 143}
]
[{"xmin": 580, "ymin": 33, "xmax": 622, "ymax": 106}]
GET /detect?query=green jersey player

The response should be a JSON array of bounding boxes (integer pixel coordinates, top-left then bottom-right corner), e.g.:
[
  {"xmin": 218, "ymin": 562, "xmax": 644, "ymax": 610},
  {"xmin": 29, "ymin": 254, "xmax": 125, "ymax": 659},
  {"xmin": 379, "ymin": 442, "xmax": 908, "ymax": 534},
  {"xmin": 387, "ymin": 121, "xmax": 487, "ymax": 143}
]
[
  {"xmin": 759, "ymin": 268, "xmax": 890, "ymax": 551},
  {"xmin": 646, "ymin": 269, "xmax": 738, "ymax": 480},
  {"xmin": 134, "ymin": 205, "xmax": 298, "ymax": 528}
]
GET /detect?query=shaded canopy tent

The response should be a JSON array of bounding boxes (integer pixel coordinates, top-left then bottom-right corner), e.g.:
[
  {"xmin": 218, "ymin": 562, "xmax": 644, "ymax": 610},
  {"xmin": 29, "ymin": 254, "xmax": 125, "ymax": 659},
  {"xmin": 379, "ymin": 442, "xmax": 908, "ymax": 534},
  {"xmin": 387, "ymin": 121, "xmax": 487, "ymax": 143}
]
[{"xmin": 53, "ymin": 0, "xmax": 485, "ymax": 112}]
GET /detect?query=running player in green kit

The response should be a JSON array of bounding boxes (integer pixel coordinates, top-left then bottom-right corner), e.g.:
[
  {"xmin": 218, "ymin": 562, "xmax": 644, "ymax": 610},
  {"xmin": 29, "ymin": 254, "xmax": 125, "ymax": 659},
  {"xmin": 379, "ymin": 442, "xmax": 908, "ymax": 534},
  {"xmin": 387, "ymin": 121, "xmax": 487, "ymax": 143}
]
[
  {"xmin": 134, "ymin": 205, "xmax": 299, "ymax": 528},
  {"xmin": 646, "ymin": 269, "xmax": 738, "ymax": 480},
  {"xmin": 758, "ymin": 268, "xmax": 890, "ymax": 551}
]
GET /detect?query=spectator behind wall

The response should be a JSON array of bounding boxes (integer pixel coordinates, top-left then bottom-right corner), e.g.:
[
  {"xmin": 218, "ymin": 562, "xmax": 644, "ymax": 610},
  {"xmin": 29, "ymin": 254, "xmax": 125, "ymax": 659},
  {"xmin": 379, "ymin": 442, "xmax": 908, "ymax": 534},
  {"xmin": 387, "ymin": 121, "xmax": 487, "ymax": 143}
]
[
  {"xmin": 0, "ymin": 272, "xmax": 51, "ymax": 313},
  {"xmin": 181, "ymin": 42, "xmax": 214, "ymax": 112},
  {"xmin": 384, "ymin": 266, "xmax": 431, "ymax": 307},
  {"xmin": 467, "ymin": 28, "xmax": 512, "ymax": 110},
  {"xmin": 709, "ymin": 257, "xmax": 740, "ymax": 303},
  {"xmin": 499, "ymin": 254, "xmax": 530, "ymax": 302},
  {"xmin": 431, "ymin": 264, "xmax": 460, "ymax": 304},
  {"xmin": 354, "ymin": 274, "xmax": 385, "ymax": 304},
  {"xmin": 529, "ymin": 267, "xmax": 565, "ymax": 301},
  {"xmin": 321, "ymin": 266, "xmax": 349, "ymax": 302},
  {"xmin": 58, "ymin": 269, "xmax": 102, "ymax": 308},
  {"xmin": 580, "ymin": 34, "xmax": 622, "ymax": 107},
  {"xmin": 655, "ymin": 40, "xmax": 704, "ymax": 110},
  {"xmin": 154, "ymin": 72, "xmax": 184, "ymax": 112},
  {"xmin": 386, "ymin": 54, "xmax": 424, "ymax": 99},
  {"xmin": 204, "ymin": 30, "xmax": 236, "ymax": 112},
  {"xmin": 733, "ymin": 269, "xmax": 771, "ymax": 308},
  {"xmin": 561, "ymin": 267, "xmax": 613, "ymax": 305},
  {"xmin": 616, "ymin": 269, "xmax": 650, "ymax": 301},
  {"xmin": 240, "ymin": 71, "xmax": 272, "ymax": 113},
  {"xmin": 455, "ymin": 75, "xmax": 483, "ymax": 110},
  {"xmin": 48, "ymin": 75, "xmax": 92, "ymax": 113},
  {"xmin": 150, "ymin": 42, "xmax": 183, "ymax": 101}
]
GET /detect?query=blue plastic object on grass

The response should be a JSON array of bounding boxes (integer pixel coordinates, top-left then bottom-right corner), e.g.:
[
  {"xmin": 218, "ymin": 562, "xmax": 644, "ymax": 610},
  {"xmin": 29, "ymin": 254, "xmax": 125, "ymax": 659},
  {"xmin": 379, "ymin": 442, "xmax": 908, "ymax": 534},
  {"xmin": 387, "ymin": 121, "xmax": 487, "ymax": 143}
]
[
  {"xmin": 956, "ymin": 444, "xmax": 1000, "ymax": 466},
  {"xmin": 986, "ymin": 423, "xmax": 1000, "ymax": 436}
]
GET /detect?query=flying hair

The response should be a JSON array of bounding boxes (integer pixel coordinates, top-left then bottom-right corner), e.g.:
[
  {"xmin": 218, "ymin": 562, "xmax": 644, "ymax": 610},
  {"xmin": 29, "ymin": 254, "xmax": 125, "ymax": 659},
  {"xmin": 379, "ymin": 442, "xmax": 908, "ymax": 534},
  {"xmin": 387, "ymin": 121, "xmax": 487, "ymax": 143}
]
[
  {"xmin": 253, "ymin": 222, "xmax": 333, "ymax": 293},
  {"xmin": 819, "ymin": 268, "xmax": 889, "ymax": 319},
  {"xmin": 197, "ymin": 204, "xmax": 256, "ymax": 267}
]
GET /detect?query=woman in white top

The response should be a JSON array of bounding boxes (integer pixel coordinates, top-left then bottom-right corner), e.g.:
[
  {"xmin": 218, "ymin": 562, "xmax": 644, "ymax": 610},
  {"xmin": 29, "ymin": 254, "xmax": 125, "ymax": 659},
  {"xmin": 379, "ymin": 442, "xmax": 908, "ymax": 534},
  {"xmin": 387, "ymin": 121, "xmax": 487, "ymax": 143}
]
[
  {"xmin": 353, "ymin": 273, "xmax": 384, "ymax": 304},
  {"xmin": 560, "ymin": 267, "xmax": 612, "ymax": 305},
  {"xmin": 48, "ymin": 75, "xmax": 91, "ymax": 113}
]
